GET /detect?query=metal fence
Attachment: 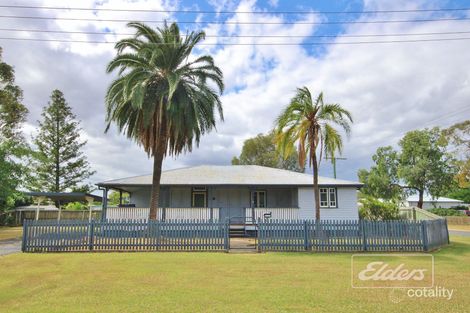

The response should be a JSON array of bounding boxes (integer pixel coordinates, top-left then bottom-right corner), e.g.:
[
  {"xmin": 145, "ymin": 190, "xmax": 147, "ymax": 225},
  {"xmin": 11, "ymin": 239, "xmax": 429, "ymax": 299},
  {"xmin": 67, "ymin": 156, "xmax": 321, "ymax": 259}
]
[
  {"xmin": 257, "ymin": 219, "xmax": 449, "ymax": 252},
  {"xmin": 22, "ymin": 219, "xmax": 228, "ymax": 252}
]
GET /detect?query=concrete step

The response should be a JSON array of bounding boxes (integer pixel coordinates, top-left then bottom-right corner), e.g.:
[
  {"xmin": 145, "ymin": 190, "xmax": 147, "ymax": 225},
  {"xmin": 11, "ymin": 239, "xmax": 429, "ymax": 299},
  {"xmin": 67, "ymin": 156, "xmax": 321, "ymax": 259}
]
[{"xmin": 229, "ymin": 224, "xmax": 246, "ymax": 238}]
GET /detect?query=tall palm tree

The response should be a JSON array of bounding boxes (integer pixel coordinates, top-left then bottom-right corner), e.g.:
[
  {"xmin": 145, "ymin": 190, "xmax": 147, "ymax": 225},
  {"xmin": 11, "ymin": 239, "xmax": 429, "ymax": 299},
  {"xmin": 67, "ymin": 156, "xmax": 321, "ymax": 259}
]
[
  {"xmin": 105, "ymin": 22, "xmax": 224, "ymax": 220},
  {"xmin": 275, "ymin": 87, "xmax": 352, "ymax": 220}
]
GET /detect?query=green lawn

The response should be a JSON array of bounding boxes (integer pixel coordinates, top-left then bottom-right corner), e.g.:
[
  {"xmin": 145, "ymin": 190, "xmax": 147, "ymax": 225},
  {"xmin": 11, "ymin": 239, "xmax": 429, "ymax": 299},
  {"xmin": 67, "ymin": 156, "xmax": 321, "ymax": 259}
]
[{"xmin": 0, "ymin": 236, "xmax": 469, "ymax": 313}]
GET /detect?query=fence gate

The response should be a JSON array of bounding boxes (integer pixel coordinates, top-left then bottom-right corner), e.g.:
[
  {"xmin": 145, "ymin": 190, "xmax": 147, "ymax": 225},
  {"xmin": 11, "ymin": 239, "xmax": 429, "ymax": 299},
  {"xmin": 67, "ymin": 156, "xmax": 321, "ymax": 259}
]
[{"xmin": 226, "ymin": 216, "xmax": 258, "ymax": 251}]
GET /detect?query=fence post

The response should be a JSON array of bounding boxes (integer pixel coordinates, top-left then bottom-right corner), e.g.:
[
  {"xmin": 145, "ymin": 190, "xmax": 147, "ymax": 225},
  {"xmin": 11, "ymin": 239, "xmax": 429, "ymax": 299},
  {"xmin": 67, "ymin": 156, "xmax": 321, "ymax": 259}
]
[
  {"xmin": 421, "ymin": 220, "xmax": 429, "ymax": 251},
  {"xmin": 156, "ymin": 221, "xmax": 161, "ymax": 251},
  {"xmin": 304, "ymin": 220, "xmax": 309, "ymax": 251},
  {"xmin": 88, "ymin": 220, "xmax": 94, "ymax": 251},
  {"xmin": 21, "ymin": 219, "xmax": 28, "ymax": 252},
  {"xmin": 224, "ymin": 221, "xmax": 230, "ymax": 251},
  {"xmin": 444, "ymin": 219, "xmax": 450, "ymax": 244},
  {"xmin": 361, "ymin": 220, "xmax": 367, "ymax": 251}
]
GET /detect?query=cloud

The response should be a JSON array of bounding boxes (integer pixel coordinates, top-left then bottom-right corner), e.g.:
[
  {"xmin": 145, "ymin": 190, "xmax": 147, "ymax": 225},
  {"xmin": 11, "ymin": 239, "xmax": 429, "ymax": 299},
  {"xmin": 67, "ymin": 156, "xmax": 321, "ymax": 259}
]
[
  {"xmin": 2, "ymin": 0, "xmax": 470, "ymax": 186},
  {"xmin": 268, "ymin": 0, "xmax": 279, "ymax": 8}
]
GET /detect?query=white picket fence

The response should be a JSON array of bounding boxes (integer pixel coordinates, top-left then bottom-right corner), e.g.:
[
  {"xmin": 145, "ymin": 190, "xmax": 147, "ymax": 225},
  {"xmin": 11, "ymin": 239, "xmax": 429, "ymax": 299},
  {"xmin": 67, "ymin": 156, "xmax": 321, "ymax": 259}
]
[
  {"xmin": 106, "ymin": 207, "xmax": 150, "ymax": 221},
  {"xmin": 245, "ymin": 207, "xmax": 299, "ymax": 223},
  {"xmin": 160, "ymin": 208, "xmax": 219, "ymax": 220},
  {"xmin": 106, "ymin": 207, "xmax": 219, "ymax": 221}
]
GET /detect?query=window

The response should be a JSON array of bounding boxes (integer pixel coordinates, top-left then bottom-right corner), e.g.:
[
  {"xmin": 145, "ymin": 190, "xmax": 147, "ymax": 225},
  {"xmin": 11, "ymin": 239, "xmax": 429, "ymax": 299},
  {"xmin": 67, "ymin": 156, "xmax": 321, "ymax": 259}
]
[
  {"xmin": 192, "ymin": 187, "xmax": 207, "ymax": 207},
  {"xmin": 320, "ymin": 188, "xmax": 329, "ymax": 207},
  {"xmin": 320, "ymin": 188, "xmax": 337, "ymax": 208},
  {"xmin": 329, "ymin": 188, "xmax": 337, "ymax": 207},
  {"xmin": 252, "ymin": 190, "xmax": 266, "ymax": 208}
]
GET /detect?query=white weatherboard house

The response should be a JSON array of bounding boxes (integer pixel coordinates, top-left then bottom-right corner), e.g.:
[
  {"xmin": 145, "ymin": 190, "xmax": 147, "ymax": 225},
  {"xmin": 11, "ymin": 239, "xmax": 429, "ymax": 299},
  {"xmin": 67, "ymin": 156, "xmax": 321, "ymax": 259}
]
[
  {"xmin": 407, "ymin": 195, "xmax": 465, "ymax": 210},
  {"xmin": 97, "ymin": 165, "xmax": 362, "ymax": 222}
]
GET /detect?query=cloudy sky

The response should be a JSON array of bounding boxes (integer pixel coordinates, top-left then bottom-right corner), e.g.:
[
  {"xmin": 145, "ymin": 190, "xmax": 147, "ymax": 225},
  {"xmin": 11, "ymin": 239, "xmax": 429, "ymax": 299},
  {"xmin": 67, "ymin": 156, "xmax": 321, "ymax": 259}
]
[{"xmin": 1, "ymin": 0, "xmax": 470, "ymax": 185}]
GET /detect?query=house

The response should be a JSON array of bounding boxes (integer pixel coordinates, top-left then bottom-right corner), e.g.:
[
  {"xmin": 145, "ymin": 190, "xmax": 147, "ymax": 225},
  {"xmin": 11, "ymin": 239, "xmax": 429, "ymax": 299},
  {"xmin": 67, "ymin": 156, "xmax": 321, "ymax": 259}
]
[
  {"xmin": 96, "ymin": 165, "xmax": 363, "ymax": 222},
  {"xmin": 407, "ymin": 195, "xmax": 465, "ymax": 210}
]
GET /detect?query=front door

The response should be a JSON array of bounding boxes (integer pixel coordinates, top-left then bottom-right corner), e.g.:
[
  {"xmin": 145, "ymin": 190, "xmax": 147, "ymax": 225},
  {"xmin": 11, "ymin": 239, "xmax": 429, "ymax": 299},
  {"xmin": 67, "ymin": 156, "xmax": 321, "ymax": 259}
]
[{"xmin": 212, "ymin": 188, "xmax": 247, "ymax": 224}]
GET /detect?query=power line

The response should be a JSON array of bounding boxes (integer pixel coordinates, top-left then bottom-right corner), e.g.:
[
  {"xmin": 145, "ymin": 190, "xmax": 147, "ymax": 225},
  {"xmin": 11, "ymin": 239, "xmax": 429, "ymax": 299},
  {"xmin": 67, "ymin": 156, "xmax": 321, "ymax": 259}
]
[
  {"xmin": 2, "ymin": 28, "xmax": 470, "ymax": 38},
  {"xmin": 0, "ymin": 4, "xmax": 469, "ymax": 15},
  {"xmin": 420, "ymin": 106, "xmax": 470, "ymax": 128},
  {"xmin": 1, "ymin": 14, "xmax": 470, "ymax": 25},
  {"xmin": 2, "ymin": 36, "xmax": 470, "ymax": 45},
  {"xmin": 325, "ymin": 157, "xmax": 347, "ymax": 178},
  {"xmin": 377, "ymin": 106, "xmax": 470, "ymax": 144}
]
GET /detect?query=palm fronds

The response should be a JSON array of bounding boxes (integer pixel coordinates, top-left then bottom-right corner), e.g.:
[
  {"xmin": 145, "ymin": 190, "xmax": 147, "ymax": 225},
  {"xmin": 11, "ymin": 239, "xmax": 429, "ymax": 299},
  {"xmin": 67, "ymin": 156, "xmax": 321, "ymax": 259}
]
[{"xmin": 274, "ymin": 86, "xmax": 353, "ymax": 218}]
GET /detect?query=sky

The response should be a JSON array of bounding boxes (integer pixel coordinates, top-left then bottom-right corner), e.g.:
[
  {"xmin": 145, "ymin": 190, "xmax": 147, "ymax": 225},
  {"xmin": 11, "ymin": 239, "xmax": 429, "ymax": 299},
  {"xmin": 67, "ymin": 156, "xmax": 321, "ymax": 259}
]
[{"xmin": 1, "ymin": 0, "xmax": 470, "ymax": 186}]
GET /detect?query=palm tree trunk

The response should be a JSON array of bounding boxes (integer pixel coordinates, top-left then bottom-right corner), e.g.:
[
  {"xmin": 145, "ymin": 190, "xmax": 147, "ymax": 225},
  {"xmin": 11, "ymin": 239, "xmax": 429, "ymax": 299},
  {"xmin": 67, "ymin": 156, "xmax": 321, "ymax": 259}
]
[
  {"xmin": 149, "ymin": 143, "xmax": 165, "ymax": 220},
  {"xmin": 312, "ymin": 152, "xmax": 320, "ymax": 220}
]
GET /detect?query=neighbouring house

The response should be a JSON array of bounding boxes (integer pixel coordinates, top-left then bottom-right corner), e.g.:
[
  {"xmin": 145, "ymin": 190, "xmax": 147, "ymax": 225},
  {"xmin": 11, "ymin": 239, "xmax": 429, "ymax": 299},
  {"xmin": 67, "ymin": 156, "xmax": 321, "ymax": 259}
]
[
  {"xmin": 407, "ymin": 195, "xmax": 466, "ymax": 210},
  {"xmin": 96, "ymin": 165, "xmax": 362, "ymax": 222}
]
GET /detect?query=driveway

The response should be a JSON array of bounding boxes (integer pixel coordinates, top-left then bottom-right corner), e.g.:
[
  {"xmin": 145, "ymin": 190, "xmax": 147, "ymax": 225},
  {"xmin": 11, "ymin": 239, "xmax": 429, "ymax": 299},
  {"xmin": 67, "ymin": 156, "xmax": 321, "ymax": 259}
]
[
  {"xmin": 449, "ymin": 230, "xmax": 470, "ymax": 237},
  {"xmin": 0, "ymin": 239, "xmax": 22, "ymax": 256}
]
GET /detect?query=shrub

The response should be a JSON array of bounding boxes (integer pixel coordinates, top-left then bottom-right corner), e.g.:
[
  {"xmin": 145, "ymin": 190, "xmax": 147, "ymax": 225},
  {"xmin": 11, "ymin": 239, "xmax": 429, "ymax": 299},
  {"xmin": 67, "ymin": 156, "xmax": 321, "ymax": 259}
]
[
  {"xmin": 0, "ymin": 211, "xmax": 15, "ymax": 226},
  {"xmin": 450, "ymin": 205, "xmax": 469, "ymax": 211},
  {"xmin": 64, "ymin": 202, "xmax": 88, "ymax": 211},
  {"xmin": 429, "ymin": 207, "xmax": 465, "ymax": 216},
  {"xmin": 359, "ymin": 197, "xmax": 401, "ymax": 220}
]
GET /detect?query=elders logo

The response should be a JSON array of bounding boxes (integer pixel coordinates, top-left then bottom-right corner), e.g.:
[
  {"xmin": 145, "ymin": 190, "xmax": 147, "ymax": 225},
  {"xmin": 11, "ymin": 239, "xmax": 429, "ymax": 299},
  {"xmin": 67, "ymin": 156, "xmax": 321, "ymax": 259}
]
[
  {"xmin": 351, "ymin": 254, "xmax": 434, "ymax": 288},
  {"xmin": 358, "ymin": 262, "xmax": 427, "ymax": 281}
]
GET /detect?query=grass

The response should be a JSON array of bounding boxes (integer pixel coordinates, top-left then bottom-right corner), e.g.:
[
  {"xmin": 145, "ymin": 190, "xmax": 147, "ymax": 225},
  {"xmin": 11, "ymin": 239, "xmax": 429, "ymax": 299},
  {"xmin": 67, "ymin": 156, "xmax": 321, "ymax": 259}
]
[
  {"xmin": 448, "ymin": 225, "xmax": 470, "ymax": 232},
  {"xmin": 0, "ymin": 236, "xmax": 469, "ymax": 312},
  {"xmin": 0, "ymin": 226, "xmax": 22, "ymax": 241}
]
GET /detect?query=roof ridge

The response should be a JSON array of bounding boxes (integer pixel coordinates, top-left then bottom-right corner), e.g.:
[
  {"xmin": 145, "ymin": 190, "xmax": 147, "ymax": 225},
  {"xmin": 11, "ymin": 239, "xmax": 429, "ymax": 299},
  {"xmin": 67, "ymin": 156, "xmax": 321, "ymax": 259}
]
[{"xmin": 96, "ymin": 165, "xmax": 363, "ymax": 186}]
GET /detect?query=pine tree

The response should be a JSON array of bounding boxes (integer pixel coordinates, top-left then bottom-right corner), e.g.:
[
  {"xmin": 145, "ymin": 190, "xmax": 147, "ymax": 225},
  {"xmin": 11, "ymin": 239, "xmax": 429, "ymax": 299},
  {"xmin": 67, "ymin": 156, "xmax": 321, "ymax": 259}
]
[{"xmin": 30, "ymin": 89, "xmax": 95, "ymax": 192}]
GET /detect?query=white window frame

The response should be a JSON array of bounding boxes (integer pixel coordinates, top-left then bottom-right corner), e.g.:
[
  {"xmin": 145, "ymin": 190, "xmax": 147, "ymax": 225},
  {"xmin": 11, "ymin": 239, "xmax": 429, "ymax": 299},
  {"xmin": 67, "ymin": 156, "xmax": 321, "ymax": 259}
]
[
  {"xmin": 320, "ymin": 188, "xmax": 337, "ymax": 208},
  {"xmin": 191, "ymin": 187, "xmax": 207, "ymax": 208},
  {"xmin": 252, "ymin": 190, "xmax": 267, "ymax": 208}
]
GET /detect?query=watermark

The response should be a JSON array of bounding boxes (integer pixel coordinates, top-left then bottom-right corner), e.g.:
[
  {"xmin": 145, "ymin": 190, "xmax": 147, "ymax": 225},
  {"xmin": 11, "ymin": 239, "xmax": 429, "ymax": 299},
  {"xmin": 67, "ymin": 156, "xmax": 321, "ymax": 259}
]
[
  {"xmin": 389, "ymin": 286, "xmax": 455, "ymax": 303},
  {"xmin": 351, "ymin": 254, "xmax": 434, "ymax": 288},
  {"xmin": 352, "ymin": 254, "xmax": 455, "ymax": 302}
]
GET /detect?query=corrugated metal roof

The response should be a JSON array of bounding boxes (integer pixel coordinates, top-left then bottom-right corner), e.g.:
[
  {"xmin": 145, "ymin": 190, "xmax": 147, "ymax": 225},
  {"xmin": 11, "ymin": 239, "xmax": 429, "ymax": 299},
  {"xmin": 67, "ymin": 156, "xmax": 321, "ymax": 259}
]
[
  {"xmin": 24, "ymin": 192, "xmax": 103, "ymax": 202},
  {"xmin": 407, "ymin": 195, "xmax": 463, "ymax": 203},
  {"xmin": 97, "ymin": 165, "xmax": 362, "ymax": 187}
]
